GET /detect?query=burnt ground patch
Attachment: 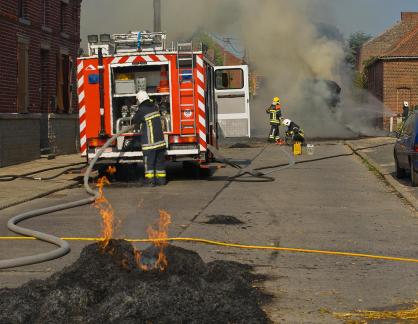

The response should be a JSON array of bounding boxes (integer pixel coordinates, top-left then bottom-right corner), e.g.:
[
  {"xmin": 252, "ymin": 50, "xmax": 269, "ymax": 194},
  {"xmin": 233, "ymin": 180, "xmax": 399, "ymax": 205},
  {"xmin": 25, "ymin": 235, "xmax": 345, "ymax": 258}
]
[
  {"xmin": 0, "ymin": 240, "xmax": 270, "ymax": 324},
  {"xmin": 204, "ymin": 215, "xmax": 245, "ymax": 225}
]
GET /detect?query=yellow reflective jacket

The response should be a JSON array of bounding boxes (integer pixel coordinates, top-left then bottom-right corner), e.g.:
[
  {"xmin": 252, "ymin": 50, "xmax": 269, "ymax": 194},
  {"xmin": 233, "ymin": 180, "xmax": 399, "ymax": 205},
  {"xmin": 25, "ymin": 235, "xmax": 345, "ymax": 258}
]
[{"xmin": 266, "ymin": 104, "xmax": 282, "ymax": 124}]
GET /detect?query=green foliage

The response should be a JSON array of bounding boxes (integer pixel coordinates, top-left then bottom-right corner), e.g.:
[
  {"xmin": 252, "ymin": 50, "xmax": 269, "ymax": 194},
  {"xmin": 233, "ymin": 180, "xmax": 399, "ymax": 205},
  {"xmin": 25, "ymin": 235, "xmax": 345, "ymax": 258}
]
[
  {"xmin": 192, "ymin": 32, "xmax": 224, "ymax": 66},
  {"xmin": 353, "ymin": 71, "xmax": 367, "ymax": 89},
  {"xmin": 362, "ymin": 56, "xmax": 378, "ymax": 69},
  {"xmin": 345, "ymin": 31, "xmax": 372, "ymax": 69}
]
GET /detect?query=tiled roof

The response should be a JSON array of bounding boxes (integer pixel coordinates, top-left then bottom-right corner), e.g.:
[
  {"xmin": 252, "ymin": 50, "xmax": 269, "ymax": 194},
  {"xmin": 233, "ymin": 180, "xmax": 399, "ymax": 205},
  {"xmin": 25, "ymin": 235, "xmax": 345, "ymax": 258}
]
[
  {"xmin": 362, "ymin": 13, "xmax": 418, "ymax": 59},
  {"xmin": 384, "ymin": 24, "xmax": 418, "ymax": 57}
]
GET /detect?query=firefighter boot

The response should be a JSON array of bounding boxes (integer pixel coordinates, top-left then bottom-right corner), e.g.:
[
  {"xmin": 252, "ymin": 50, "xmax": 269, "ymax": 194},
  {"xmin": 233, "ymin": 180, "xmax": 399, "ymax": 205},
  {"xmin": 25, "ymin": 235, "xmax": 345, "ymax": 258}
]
[
  {"xmin": 143, "ymin": 172, "xmax": 156, "ymax": 187},
  {"xmin": 155, "ymin": 171, "xmax": 167, "ymax": 186}
]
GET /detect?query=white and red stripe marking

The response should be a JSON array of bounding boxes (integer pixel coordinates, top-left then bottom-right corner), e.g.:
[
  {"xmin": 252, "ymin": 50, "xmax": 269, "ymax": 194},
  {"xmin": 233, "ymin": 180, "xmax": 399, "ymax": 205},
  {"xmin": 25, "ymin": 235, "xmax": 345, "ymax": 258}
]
[
  {"xmin": 77, "ymin": 59, "xmax": 87, "ymax": 156},
  {"xmin": 195, "ymin": 55, "xmax": 207, "ymax": 152},
  {"xmin": 107, "ymin": 54, "xmax": 168, "ymax": 65}
]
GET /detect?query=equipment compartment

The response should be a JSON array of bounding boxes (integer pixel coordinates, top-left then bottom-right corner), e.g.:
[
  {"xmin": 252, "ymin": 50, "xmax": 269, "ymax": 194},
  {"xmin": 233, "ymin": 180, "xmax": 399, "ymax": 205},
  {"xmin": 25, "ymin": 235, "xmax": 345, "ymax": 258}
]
[{"xmin": 110, "ymin": 63, "xmax": 171, "ymax": 135}]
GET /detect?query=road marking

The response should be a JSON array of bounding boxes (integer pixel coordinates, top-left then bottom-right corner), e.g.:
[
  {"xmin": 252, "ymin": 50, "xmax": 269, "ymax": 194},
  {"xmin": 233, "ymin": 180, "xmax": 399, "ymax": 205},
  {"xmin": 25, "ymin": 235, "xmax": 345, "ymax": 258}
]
[{"xmin": 1, "ymin": 237, "xmax": 418, "ymax": 264}]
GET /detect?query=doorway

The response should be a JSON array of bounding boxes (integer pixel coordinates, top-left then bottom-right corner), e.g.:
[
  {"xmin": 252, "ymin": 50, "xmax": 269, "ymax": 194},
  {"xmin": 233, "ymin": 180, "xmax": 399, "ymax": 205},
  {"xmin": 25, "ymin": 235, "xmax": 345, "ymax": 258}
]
[{"xmin": 17, "ymin": 41, "xmax": 29, "ymax": 113}]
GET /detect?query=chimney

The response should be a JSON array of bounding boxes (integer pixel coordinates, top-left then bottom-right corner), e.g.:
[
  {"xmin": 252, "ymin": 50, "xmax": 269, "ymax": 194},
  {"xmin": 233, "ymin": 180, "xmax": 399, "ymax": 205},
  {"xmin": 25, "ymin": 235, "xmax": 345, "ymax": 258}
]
[
  {"xmin": 401, "ymin": 12, "xmax": 418, "ymax": 22},
  {"xmin": 154, "ymin": 0, "xmax": 161, "ymax": 32}
]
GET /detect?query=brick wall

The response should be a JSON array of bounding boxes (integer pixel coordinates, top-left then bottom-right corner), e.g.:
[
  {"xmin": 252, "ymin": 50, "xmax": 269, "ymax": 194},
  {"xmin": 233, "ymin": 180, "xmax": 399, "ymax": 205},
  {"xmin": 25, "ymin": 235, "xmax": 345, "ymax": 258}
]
[
  {"xmin": 223, "ymin": 50, "xmax": 243, "ymax": 66},
  {"xmin": 0, "ymin": 0, "xmax": 81, "ymax": 114},
  {"xmin": 367, "ymin": 59, "xmax": 418, "ymax": 129},
  {"xmin": 367, "ymin": 60, "xmax": 384, "ymax": 101},
  {"xmin": 383, "ymin": 59, "xmax": 418, "ymax": 115},
  {"xmin": 0, "ymin": 0, "xmax": 82, "ymax": 165}
]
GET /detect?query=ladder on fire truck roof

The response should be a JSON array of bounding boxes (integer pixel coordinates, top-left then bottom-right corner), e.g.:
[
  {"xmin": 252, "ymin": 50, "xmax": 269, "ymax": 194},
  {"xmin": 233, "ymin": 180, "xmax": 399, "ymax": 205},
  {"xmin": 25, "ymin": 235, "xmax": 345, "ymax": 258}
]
[{"xmin": 177, "ymin": 42, "xmax": 196, "ymax": 137}]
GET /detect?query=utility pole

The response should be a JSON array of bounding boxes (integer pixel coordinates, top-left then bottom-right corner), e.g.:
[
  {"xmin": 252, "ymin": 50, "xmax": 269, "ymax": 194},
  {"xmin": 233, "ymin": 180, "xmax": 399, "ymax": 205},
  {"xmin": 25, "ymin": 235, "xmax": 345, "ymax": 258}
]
[{"xmin": 154, "ymin": 0, "xmax": 161, "ymax": 32}]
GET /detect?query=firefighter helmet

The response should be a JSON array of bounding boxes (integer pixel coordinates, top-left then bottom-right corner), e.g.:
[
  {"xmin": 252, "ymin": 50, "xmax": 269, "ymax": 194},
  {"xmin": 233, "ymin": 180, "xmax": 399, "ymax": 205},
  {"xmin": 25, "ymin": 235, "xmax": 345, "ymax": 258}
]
[
  {"xmin": 273, "ymin": 97, "xmax": 280, "ymax": 104},
  {"xmin": 136, "ymin": 90, "xmax": 150, "ymax": 105},
  {"xmin": 404, "ymin": 101, "xmax": 409, "ymax": 108},
  {"xmin": 283, "ymin": 119, "xmax": 291, "ymax": 127}
]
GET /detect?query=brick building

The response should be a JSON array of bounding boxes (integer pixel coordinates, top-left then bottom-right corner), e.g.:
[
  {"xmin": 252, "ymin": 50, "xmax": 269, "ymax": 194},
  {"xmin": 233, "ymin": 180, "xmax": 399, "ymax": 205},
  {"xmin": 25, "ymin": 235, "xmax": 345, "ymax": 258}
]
[
  {"xmin": 359, "ymin": 12, "xmax": 418, "ymax": 129},
  {"xmin": 0, "ymin": 0, "xmax": 82, "ymax": 166}
]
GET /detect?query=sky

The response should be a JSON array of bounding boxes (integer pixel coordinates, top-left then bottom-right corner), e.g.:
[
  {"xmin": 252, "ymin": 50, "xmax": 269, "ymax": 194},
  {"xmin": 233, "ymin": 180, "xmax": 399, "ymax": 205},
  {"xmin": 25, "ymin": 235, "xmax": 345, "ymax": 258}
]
[
  {"xmin": 81, "ymin": 0, "xmax": 418, "ymax": 42},
  {"xmin": 327, "ymin": 0, "xmax": 418, "ymax": 36}
]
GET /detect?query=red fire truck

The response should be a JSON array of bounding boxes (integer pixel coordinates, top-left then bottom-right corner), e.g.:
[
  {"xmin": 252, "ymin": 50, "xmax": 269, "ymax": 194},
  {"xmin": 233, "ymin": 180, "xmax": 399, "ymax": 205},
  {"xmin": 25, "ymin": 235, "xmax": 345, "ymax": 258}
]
[{"xmin": 77, "ymin": 31, "xmax": 251, "ymax": 165}]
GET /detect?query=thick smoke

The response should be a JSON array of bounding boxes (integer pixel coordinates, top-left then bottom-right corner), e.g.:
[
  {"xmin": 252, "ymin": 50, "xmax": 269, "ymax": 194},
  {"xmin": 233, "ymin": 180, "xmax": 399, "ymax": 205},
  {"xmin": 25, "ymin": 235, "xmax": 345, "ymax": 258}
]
[
  {"xmin": 164, "ymin": 0, "xmax": 388, "ymax": 138},
  {"xmin": 81, "ymin": 0, "xmax": 388, "ymax": 138}
]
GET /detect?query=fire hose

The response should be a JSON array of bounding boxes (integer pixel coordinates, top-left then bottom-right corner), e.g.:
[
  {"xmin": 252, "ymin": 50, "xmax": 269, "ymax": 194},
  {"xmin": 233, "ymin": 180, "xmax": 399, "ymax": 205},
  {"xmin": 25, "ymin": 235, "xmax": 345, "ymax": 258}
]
[
  {"xmin": 0, "ymin": 126, "xmax": 135, "ymax": 269},
  {"xmin": 0, "ymin": 134, "xmax": 295, "ymax": 269},
  {"xmin": 1, "ymin": 136, "xmax": 409, "ymax": 269},
  {"xmin": 207, "ymin": 144, "xmax": 296, "ymax": 182}
]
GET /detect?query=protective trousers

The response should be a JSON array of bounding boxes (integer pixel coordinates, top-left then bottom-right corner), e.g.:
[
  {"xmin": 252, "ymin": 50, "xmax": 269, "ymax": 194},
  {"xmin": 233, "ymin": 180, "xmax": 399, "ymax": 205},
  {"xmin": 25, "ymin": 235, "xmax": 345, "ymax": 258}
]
[
  {"xmin": 143, "ymin": 149, "xmax": 167, "ymax": 185},
  {"xmin": 269, "ymin": 124, "xmax": 280, "ymax": 142}
]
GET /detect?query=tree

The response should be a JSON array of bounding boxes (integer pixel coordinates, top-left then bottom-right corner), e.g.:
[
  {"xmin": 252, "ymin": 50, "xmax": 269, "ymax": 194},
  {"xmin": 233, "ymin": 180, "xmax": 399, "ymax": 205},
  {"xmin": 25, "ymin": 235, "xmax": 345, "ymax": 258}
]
[
  {"xmin": 345, "ymin": 32, "xmax": 372, "ymax": 69},
  {"xmin": 192, "ymin": 31, "xmax": 224, "ymax": 66}
]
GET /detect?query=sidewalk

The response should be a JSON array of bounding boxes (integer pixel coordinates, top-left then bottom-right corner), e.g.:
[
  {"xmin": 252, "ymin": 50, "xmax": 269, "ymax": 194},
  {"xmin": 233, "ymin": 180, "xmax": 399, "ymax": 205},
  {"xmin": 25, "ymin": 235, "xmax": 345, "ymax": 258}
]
[
  {"xmin": 0, "ymin": 154, "xmax": 85, "ymax": 210},
  {"xmin": 346, "ymin": 137, "xmax": 418, "ymax": 211}
]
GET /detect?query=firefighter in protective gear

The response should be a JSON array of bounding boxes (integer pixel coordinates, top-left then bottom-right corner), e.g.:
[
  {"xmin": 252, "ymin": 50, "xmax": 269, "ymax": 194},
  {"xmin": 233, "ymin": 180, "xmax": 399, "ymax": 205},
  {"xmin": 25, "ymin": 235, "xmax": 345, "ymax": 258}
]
[
  {"xmin": 283, "ymin": 119, "xmax": 305, "ymax": 144},
  {"xmin": 266, "ymin": 97, "xmax": 283, "ymax": 143},
  {"xmin": 132, "ymin": 91, "xmax": 167, "ymax": 186},
  {"xmin": 402, "ymin": 101, "xmax": 410, "ymax": 121}
]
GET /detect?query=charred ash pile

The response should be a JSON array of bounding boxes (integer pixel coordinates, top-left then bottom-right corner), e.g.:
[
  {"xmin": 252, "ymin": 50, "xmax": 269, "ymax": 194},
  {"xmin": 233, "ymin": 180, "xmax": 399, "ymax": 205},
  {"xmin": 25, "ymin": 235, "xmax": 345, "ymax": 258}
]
[{"xmin": 0, "ymin": 240, "xmax": 270, "ymax": 324}]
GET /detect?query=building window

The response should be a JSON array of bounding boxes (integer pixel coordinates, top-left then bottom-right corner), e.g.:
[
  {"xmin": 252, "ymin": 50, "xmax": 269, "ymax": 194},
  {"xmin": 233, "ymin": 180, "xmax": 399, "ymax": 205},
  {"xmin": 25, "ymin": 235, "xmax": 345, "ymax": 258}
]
[
  {"xmin": 17, "ymin": 0, "xmax": 26, "ymax": 18},
  {"xmin": 56, "ymin": 53, "xmax": 72, "ymax": 113},
  {"xmin": 41, "ymin": 49, "xmax": 50, "ymax": 112},
  {"xmin": 60, "ymin": 2, "xmax": 66, "ymax": 32},
  {"xmin": 17, "ymin": 40, "xmax": 29, "ymax": 113}
]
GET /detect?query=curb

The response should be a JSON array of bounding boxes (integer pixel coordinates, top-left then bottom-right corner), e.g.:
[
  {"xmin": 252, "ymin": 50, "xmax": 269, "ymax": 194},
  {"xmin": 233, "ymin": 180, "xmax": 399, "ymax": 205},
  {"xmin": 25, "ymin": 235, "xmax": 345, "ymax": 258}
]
[{"xmin": 347, "ymin": 143, "xmax": 418, "ymax": 211}]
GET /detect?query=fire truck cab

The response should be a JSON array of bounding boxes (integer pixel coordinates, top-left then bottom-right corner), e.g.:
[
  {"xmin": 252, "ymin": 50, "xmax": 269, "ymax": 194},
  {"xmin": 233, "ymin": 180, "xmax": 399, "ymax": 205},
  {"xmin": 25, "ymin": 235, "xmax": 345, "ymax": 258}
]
[{"xmin": 77, "ymin": 31, "xmax": 250, "ymax": 166}]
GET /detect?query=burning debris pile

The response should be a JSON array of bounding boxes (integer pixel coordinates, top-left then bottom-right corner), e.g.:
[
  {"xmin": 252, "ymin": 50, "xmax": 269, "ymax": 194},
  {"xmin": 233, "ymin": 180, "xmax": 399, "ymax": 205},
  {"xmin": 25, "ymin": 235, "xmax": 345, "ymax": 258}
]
[{"xmin": 0, "ymin": 240, "xmax": 270, "ymax": 324}]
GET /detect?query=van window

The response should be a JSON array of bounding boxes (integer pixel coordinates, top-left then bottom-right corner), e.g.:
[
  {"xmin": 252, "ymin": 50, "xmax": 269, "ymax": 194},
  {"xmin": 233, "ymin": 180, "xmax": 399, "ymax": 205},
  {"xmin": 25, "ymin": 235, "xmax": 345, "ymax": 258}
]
[{"xmin": 215, "ymin": 69, "xmax": 244, "ymax": 90}]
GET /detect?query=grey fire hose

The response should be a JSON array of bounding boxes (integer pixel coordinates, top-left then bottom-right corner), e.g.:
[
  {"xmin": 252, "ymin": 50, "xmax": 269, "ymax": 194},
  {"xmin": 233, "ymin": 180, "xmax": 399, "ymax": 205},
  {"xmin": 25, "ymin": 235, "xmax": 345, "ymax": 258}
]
[{"xmin": 0, "ymin": 126, "xmax": 134, "ymax": 270}]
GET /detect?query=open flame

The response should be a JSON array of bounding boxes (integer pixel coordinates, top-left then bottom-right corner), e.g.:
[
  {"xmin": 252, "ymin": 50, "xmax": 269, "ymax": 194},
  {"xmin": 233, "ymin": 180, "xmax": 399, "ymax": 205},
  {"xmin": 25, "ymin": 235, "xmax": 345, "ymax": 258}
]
[
  {"xmin": 95, "ymin": 176, "xmax": 115, "ymax": 249},
  {"xmin": 135, "ymin": 210, "xmax": 172, "ymax": 272},
  {"xmin": 106, "ymin": 165, "xmax": 117, "ymax": 175}
]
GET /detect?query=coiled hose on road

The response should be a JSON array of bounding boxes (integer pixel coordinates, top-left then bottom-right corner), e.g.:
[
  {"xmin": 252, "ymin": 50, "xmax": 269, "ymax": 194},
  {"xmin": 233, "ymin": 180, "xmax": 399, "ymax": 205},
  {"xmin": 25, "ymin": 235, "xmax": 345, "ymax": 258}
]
[
  {"xmin": 0, "ymin": 126, "xmax": 134, "ymax": 269},
  {"xmin": 0, "ymin": 137, "xmax": 396, "ymax": 269}
]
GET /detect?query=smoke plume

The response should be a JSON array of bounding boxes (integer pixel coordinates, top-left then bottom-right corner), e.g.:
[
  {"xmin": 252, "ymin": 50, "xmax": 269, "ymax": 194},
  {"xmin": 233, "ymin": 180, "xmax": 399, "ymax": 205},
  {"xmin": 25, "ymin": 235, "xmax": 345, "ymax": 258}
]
[{"xmin": 81, "ymin": 0, "xmax": 388, "ymax": 138}]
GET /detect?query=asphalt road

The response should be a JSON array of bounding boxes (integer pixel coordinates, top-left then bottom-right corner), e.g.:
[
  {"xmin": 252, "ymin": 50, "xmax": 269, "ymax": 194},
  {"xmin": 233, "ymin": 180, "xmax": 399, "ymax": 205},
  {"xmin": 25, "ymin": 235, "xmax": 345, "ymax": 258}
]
[{"xmin": 0, "ymin": 142, "xmax": 417, "ymax": 323}]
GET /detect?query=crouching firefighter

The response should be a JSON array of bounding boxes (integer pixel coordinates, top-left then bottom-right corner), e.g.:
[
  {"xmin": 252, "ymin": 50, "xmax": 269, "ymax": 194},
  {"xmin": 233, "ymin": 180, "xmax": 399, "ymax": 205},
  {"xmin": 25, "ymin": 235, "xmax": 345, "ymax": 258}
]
[
  {"xmin": 266, "ymin": 97, "xmax": 284, "ymax": 144},
  {"xmin": 283, "ymin": 119, "xmax": 305, "ymax": 144},
  {"xmin": 132, "ymin": 91, "xmax": 167, "ymax": 186}
]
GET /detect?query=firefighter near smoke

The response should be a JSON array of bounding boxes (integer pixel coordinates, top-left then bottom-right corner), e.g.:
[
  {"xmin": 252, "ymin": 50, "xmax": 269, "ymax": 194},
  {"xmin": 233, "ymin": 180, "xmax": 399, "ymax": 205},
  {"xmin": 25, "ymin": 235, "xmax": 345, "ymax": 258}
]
[{"xmin": 78, "ymin": 29, "xmax": 251, "ymax": 171}]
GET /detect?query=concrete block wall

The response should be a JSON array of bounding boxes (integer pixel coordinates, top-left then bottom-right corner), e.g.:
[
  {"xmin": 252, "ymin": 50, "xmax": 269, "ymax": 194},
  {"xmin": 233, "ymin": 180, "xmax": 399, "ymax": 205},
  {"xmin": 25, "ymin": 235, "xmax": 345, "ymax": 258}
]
[
  {"xmin": 48, "ymin": 114, "xmax": 79, "ymax": 155},
  {"xmin": 0, "ymin": 114, "xmax": 41, "ymax": 167}
]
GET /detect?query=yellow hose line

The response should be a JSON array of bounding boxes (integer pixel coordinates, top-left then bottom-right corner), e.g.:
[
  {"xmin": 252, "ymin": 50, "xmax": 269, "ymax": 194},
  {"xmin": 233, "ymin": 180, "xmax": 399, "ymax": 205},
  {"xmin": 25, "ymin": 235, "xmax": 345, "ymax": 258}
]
[{"xmin": 1, "ymin": 236, "xmax": 418, "ymax": 264}]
